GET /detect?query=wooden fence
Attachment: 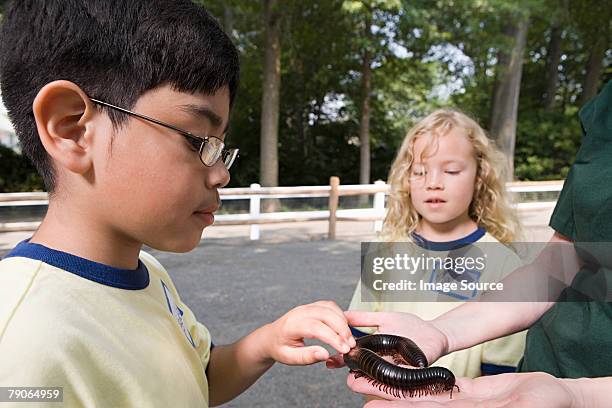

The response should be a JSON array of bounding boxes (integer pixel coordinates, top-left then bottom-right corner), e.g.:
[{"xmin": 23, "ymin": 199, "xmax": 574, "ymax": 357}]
[{"xmin": 0, "ymin": 178, "xmax": 563, "ymax": 239}]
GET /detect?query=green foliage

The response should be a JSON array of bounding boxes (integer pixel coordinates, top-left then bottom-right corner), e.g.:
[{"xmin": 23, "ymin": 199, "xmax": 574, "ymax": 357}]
[
  {"xmin": 0, "ymin": 145, "xmax": 45, "ymax": 192},
  {"xmin": 514, "ymin": 108, "xmax": 581, "ymax": 180},
  {"xmin": 1, "ymin": 0, "xmax": 609, "ymax": 191}
]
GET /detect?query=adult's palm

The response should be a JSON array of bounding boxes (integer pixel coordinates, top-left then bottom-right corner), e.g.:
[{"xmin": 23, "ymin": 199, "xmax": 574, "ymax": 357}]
[{"xmin": 349, "ymin": 372, "xmax": 574, "ymax": 407}]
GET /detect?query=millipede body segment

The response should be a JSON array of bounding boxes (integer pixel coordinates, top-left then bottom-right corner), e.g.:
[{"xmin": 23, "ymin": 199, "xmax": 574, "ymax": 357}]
[{"xmin": 344, "ymin": 334, "xmax": 459, "ymax": 399}]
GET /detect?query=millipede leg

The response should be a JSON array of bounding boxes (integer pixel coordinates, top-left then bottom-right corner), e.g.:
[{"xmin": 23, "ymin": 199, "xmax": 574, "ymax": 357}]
[{"xmin": 352, "ymin": 370, "xmax": 366, "ymax": 380}]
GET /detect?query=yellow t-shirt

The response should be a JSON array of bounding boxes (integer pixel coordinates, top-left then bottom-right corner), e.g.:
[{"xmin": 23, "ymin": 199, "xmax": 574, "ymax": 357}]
[
  {"xmin": 350, "ymin": 229, "xmax": 527, "ymax": 378},
  {"xmin": 0, "ymin": 240, "xmax": 212, "ymax": 407}
]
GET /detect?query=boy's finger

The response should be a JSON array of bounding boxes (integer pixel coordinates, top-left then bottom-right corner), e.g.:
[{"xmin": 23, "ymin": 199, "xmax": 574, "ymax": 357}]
[
  {"xmin": 299, "ymin": 306, "xmax": 354, "ymax": 345},
  {"xmin": 313, "ymin": 300, "xmax": 346, "ymax": 319},
  {"xmin": 314, "ymin": 302, "xmax": 358, "ymax": 347},
  {"xmin": 296, "ymin": 319, "xmax": 350, "ymax": 354},
  {"xmin": 283, "ymin": 345, "xmax": 330, "ymax": 365},
  {"xmin": 310, "ymin": 302, "xmax": 352, "ymax": 338}
]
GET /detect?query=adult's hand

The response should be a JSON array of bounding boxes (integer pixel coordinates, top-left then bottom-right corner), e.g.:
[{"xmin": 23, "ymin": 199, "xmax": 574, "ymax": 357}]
[
  {"xmin": 326, "ymin": 311, "xmax": 449, "ymax": 369},
  {"xmin": 349, "ymin": 372, "xmax": 578, "ymax": 408}
]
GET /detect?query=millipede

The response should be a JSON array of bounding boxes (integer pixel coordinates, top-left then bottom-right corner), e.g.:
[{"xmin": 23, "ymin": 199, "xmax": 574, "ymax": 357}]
[{"xmin": 344, "ymin": 334, "xmax": 460, "ymax": 399}]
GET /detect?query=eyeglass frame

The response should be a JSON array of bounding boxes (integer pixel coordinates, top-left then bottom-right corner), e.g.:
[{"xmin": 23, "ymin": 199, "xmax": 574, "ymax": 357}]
[{"xmin": 89, "ymin": 97, "xmax": 239, "ymax": 169}]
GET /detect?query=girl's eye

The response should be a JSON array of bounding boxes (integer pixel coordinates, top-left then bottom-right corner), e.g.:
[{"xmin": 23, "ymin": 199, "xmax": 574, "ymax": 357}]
[
  {"xmin": 445, "ymin": 170, "xmax": 460, "ymax": 175},
  {"xmin": 410, "ymin": 164, "xmax": 424, "ymax": 173}
]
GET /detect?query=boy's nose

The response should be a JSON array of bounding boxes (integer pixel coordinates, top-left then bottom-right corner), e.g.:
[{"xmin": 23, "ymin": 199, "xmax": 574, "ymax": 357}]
[{"xmin": 205, "ymin": 159, "xmax": 230, "ymax": 189}]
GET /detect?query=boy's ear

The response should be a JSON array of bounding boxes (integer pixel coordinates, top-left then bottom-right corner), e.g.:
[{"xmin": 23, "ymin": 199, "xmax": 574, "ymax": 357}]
[{"xmin": 32, "ymin": 80, "xmax": 98, "ymax": 175}]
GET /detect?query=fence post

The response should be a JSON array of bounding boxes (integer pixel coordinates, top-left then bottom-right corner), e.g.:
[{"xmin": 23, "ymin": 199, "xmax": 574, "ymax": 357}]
[
  {"xmin": 373, "ymin": 180, "xmax": 386, "ymax": 232},
  {"xmin": 328, "ymin": 176, "xmax": 340, "ymax": 240},
  {"xmin": 249, "ymin": 183, "xmax": 261, "ymax": 240}
]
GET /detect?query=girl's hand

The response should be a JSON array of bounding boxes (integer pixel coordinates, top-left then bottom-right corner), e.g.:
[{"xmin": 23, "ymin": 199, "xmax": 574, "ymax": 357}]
[
  {"xmin": 350, "ymin": 372, "xmax": 576, "ymax": 408},
  {"xmin": 262, "ymin": 300, "xmax": 356, "ymax": 366},
  {"xmin": 326, "ymin": 311, "xmax": 449, "ymax": 369}
]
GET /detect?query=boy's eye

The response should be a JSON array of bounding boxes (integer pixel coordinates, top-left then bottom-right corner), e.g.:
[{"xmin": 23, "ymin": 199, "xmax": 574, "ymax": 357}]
[{"xmin": 186, "ymin": 137, "xmax": 202, "ymax": 151}]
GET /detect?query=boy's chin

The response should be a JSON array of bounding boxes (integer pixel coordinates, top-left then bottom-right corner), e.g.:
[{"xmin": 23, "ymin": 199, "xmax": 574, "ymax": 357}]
[{"xmin": 144, "ymin": 231, "xmax": 203, "ymax": 253}]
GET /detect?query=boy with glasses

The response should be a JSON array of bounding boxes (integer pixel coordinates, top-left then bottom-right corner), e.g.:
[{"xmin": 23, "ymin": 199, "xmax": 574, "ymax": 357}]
[{"xmin": 0, "ymin": 1, "xmax": 355, "ymax": 406}]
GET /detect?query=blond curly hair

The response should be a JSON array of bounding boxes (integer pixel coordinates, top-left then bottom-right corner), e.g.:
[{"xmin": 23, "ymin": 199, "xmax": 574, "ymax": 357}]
[{"xmin": 381, "ymin": 108, "xmax": 520, "ymax": 244}]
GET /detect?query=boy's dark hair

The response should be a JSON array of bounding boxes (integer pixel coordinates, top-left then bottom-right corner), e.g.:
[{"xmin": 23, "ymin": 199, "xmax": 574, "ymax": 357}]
[{"xmin": 0, "ymin": 0, "xmax": 240, "ymax": 193}]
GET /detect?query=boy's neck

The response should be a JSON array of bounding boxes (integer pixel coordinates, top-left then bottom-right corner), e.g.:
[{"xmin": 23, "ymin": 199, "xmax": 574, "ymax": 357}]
[
  {"xmin": 416, "ymin": 215, "xmax": 479, "ymax": 243},
  {"xmin": 30, "ymin": 200, "xmax": 143, "ymax": 270}
]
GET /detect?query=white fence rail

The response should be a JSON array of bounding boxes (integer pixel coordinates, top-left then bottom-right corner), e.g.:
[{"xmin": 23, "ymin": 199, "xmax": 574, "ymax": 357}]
[{"xmin": 0, "ymin": 179, "xmax": 563, "ymax": 239}]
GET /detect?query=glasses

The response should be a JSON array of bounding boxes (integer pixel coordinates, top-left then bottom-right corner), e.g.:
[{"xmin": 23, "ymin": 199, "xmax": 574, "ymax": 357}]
[{"xmin": 90, "ymin": 98, "xmax": 239, "ymax": 169}]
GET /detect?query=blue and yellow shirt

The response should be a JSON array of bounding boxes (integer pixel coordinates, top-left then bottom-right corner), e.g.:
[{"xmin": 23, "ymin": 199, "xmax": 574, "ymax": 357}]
[
  {"xmin": 350, "ymin": 229, "xmax": 526, "ymax": 378},
  {"xmin": 0, "ymin": 241, "xmax": 212, "ymax": 407}
]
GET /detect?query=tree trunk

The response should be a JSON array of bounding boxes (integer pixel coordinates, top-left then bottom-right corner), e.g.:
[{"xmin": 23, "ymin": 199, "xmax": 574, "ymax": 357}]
[
  {"xmin": 357, "ymin": 17, "xmax": 372, "ymax": 206},
  {"xmin": 579, "ymin": 37, "xmax": 606, "ymax": 106},
  {"xmin": 359, "ymin": 51, "xmax": 371, "ymax": 186},
  {"xmin": 543, "ymin": 0, "xmax": 568, "ymax": 112},
  {"xmin": 543, "ymin": 25, "xmax": 562, "ymax": 111},
  {"xmin": 359, "ymin": 22, "xmax": 372, "ymax": 187},
  {"xmin": 490, "ymin": 14, "xmax": 529, "ymax": 179},
  {"xmin": 223, "ymin": 3, "xmax": 234, "ymax": 37},
  {"xmin": 260, "ymin": 0, "xmax": 281, "ymax": 211}
]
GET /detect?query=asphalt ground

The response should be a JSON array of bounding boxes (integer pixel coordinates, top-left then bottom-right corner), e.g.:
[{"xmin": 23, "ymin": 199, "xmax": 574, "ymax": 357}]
[{"xmin": 149, "ymin": 236, "xmax": 366, "ymax": 408}]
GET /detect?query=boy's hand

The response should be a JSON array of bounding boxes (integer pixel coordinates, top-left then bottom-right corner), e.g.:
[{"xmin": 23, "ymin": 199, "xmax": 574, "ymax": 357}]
[
  {"xmin": 326, "ymin": 311, "xmax": 449, "ymax": 369},
  {"xmin": 263, "ymin": 300, "xmax": 356, "ymax": 366}
]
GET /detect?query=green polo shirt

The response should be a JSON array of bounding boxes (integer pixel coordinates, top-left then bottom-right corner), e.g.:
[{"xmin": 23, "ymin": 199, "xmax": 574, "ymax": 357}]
[{"xmin": 519, "ymin": 80, "xmax": 612, "ymax": 377}]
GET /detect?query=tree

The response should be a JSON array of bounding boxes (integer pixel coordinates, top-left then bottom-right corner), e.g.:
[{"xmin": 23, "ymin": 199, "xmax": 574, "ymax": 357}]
[
  {"xmin": 260, "ymin": 0, "xmax": 282, "ymax": 210},
  {"xmin": 489, "ymin": 11, "xmax": 529, "ymax": 177},
  {"xmin": 359, "ymin": 12, "xmax": 372, "ymax": 186},
  {"xmin": 0, "ymin": 144, "xmax": 44, "ymax": 192},
  {"xmin": 571, "ymin": 0, "xmax": 611, "ymax": 106},
  {"xmin": 190, "ymin": 0, "xmax": 611, "ymax": 188},
  {"xmin": 543, "ymin": 24, "xmax": 562, "ymax": 111},
  {"xmin": 222, "ymin": 1, "xmax": 234, "ymax": 37},
  {"xmin": 540, "ymin": 0, "xmax": 568, "ymax": 111},
  {"xmin": 579, "ymin": 37, "xmax": 607, "ymax": 106},
  {"xmin": 342, "ymin": 0, "xmax": 403, "ymax": 188},
  {"xmin": 542, "ymin": 22, "xmax": 563, "ymax": 110}
]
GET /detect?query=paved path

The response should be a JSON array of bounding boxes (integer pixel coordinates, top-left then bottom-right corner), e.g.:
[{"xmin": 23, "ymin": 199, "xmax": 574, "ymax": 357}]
[{"xmin": 151, "ymin": 236, "xmax": 366, "ymax": 407}]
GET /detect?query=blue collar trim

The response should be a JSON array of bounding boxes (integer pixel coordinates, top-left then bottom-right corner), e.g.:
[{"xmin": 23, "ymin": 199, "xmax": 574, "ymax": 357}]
[
  {"xmin": 411, "ymin": 227, "xmax": 485, "ymax": 251},
  {"xmin": 4, "ymin": 240, "xmax": 149, "ymax": 290}
]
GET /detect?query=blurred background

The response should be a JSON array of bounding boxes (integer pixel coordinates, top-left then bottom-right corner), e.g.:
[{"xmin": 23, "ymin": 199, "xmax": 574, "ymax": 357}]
[{"xmin": 1, "ymin": 0, "xmax": 611, "ymax": 193}]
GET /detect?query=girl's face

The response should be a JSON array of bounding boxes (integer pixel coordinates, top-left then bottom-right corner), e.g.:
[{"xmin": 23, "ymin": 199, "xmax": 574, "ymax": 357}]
[{"xmin": 409, "ymin": 127, "xmax": 478, "ymax": 231}]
